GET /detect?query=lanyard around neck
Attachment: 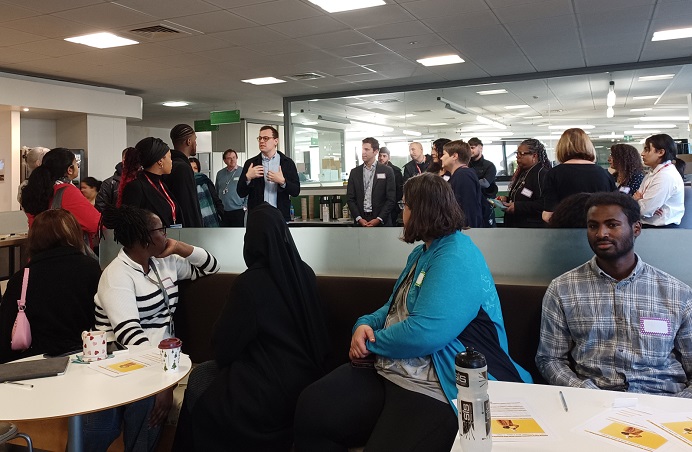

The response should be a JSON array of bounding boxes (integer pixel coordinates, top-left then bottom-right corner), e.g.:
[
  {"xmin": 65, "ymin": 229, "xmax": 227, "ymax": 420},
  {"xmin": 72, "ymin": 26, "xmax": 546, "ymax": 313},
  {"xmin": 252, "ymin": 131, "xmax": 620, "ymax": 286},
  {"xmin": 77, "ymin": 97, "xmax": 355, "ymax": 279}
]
[
  {"xmin": 144, "ymin": 173, "xmax": 177, "ymax": 224},
  {"xmin": 145, "ymin": 259, "xmax": 175, "ymax": 336}
]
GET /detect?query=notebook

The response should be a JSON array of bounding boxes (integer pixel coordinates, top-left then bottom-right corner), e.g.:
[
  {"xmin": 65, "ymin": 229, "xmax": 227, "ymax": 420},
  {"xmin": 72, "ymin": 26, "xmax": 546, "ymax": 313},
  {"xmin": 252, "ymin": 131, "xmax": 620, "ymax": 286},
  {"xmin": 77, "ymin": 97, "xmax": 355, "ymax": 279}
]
[{"xmin": 0, "ymin": 356, "xmax": 69, "ymax": 382}]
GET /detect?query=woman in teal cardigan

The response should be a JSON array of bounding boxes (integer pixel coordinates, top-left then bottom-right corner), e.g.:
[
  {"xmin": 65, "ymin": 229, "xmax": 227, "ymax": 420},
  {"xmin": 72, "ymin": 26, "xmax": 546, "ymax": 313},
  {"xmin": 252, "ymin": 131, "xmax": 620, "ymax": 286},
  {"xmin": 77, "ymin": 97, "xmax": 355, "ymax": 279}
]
[{"xmin": 295, "ymin": 173, "xmax": 531, "ymax": 452}]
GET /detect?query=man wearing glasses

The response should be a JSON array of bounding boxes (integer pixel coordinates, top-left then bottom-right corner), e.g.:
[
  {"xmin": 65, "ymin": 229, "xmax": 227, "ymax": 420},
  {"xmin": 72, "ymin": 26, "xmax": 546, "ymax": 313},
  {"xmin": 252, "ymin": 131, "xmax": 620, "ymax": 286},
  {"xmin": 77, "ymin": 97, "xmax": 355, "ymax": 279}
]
[{"xmin": 238, "ymin": 125, "xmax": 300, "ymax": 222}]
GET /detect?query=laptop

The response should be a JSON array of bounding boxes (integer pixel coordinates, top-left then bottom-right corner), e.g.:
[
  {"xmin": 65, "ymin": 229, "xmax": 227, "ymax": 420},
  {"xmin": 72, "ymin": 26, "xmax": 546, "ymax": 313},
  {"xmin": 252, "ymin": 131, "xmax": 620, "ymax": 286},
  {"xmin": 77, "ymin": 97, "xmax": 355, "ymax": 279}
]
[{"xmin": 0, "ymin": 356, "xmax": 69, "ymax": 383}]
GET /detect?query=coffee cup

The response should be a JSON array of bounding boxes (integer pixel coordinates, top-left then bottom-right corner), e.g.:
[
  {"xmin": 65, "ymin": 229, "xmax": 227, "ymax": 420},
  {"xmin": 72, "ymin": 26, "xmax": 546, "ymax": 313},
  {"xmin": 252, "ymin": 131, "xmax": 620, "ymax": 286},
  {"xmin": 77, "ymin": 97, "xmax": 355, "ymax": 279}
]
[
  {"xmin": 158, "ymin": 337, "xmax": 182, "ymax": 372},
  {"xmin": 81, "ymin": 330, "xmax": 108, "ymax": 362}
]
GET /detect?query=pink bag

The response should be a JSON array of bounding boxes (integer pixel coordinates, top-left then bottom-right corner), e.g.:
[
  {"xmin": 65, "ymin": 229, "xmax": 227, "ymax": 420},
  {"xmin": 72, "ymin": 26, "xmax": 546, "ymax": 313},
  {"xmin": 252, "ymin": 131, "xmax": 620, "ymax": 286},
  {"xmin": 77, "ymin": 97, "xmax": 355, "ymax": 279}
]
[{"xmin": 11, "ymin": 268, "xmax": 31, "ymax": 351}]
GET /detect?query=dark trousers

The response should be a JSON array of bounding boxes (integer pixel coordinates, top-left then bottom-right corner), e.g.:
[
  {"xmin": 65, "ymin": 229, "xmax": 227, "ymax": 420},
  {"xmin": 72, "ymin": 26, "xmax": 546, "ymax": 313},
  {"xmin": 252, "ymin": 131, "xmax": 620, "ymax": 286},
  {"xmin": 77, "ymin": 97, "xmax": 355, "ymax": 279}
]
[
  {"xmin": 294, "ymin": 364, "xmax": 458, "ymax": 452},
  {"xmin": 221, "ymin": 209, "xmax": 245, "ymax": 227}
]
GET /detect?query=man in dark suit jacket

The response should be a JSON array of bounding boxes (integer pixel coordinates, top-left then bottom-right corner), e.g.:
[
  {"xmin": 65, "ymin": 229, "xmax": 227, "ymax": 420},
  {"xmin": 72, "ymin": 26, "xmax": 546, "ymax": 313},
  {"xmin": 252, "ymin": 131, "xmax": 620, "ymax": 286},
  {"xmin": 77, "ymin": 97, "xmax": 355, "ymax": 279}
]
[
  {"xmin": 237, "ymin": 125, "xmax": 300, "ymax": 222},
  {"xmin": 378, "ymin": 146, "xmax": 403, "ymax": 226},
  {"xmin": 347, "ymin": 137, "xmax": 396, "ymax": 227}
]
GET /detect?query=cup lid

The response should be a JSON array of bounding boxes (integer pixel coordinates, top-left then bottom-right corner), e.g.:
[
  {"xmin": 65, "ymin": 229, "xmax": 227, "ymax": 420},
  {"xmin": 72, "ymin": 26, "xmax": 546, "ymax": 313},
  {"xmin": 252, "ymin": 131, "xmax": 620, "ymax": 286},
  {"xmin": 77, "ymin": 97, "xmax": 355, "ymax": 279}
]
[{"xmin": 158, "ymin": 337, "xmax": 182, "ymax": 349}]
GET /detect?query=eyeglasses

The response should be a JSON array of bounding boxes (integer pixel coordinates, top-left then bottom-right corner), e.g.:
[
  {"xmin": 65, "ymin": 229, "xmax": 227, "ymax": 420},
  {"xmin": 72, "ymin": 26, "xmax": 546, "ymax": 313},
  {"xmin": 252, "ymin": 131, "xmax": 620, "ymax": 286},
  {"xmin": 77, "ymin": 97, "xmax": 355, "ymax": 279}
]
[
  {"xmin": 516, "ymin": 151, "xmax": 535, "ymax": 157},
  {"xmin": 257, "ymin": 136, "xmax": 275, "ymax": 142},
  {"xmin": 398, "ymin": 200, "xmax": 407, "ymax": 210},
  {"xmin": 149, "ymin": 227, "xmax": 167, "ymax": 236}
]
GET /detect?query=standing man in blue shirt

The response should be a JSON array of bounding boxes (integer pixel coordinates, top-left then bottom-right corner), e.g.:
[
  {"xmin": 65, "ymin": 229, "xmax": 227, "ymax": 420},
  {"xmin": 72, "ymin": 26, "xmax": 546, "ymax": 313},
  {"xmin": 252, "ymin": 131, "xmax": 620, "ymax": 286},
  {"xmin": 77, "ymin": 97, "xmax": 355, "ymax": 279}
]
[
  {"xmin": 237, "ymin": 125, "xmax": 300, "ymax": 222},
  {"xmin": 536, "ymin": 192, "xmax": 692, "ymax": 397},
  {"xmin": 215, "ymin": 149, "xmax": 246, "ymax": 227}
]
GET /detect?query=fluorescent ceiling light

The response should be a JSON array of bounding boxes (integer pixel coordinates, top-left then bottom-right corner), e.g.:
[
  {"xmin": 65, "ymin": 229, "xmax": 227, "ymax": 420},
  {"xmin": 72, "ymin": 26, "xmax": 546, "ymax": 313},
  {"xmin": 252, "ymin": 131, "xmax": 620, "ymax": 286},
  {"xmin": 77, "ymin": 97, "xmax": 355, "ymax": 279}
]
[
  {"xmin": 633, "ymin": 124, "xmax": 676, "ymax": 129},
  {"xmin": 547, "ymin": 125, "xmax": 596, "ymax": 130},
  {"xmin": 524, "ymin": 115, "xmax": 543, "ymax": 119},
  {"xmin": 22, "ymin": 108, "xmax": 29, "ymax": 112},
  {"xmin": 162, "ymin": 101, "xmax": 189, "ymax": 107},
  {"xmin": 606, "ymin": 107, "xmax": 614, "ymax": 118},
  {"xmin": 241, "ymin": 77, "xmax": 285, "ymax": 85},
  {"xmin": 504, "ymin": 105, "xmax": 530, "ymax": 110},
  {"xmin": 630, "ymin": 108, "xmax": 653, "ymax": 112},
  {"xmin": 477, "ymin": 89, "xmax": 507, "ymax": 95},
  {"xmin": 278, "ymin": 112, "xmax": 298, "ymax": 117},
  {"xmin": 301, "ymin": 121, "xmax": 318, "ymax": 125},
  {"xmin": 437, "ymin": 97, "xmax": 475, "ymax": 115},
  {"xmin": 632, "ymin": 95, "xmax": 659, "ymax": 100},
  {"xmin": 639, "ymin": 116, "xmax": 689, "ymax": 121},
  {"xmin": 307, "ymin": 0, "xmax": 385, "ymax": 13},
  {"xmin": 403, "ymin": 130, "xmax": 421, "ymax": 136},
  {"xmin": 397, "ymin": 114, "xmax": 416, "ymax": 118},
  {"xmin": 65, "ymin": 32, "xmax": 138, "ymax": 49},
  {"xmin": 317, "ymin": 114, "xmax": 350, "ymax": 124},
  {"xmin": 416, "ymin": 54, "xmax": 464, "ymax": 66},
  {"xmin": 534, "ymin": 136, "xmax": 558, "ymax": 140},
  {"xmin": 476, "ymin": 115, "xmax": 507, "ymax": 130},
  {"xmin": 461, "ymin": 136, "xmax": 503, "ymax": 141},
  {"xmin": 638, "ymin": 74, "xmax": 675, "ymax": 82},
  {"xmin": 598, "ymin": 134, "xmax": 625, "ymax": 139},
  {"xmin": 466, "ymin": 131, "xmax": 514, "ymax": 137},
  {"xmin": 624, "ymin": 130, "xmax": 661, "ymax": 134},
  {"xmin": 652, "ymin": 27, "xmax": 692, "ymax": 41},
  {"xmin": 428, "ymin": 122, "xmax": 448, "ymax": 126}
]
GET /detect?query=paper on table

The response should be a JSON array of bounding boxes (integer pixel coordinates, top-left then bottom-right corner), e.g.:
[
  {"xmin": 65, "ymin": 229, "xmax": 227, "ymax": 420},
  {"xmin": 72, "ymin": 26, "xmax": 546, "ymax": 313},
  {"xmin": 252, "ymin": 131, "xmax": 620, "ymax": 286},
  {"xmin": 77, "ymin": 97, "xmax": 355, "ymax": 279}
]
[
  {"xmin": 578, "ymin": 406, "xmax": 678, "ymax": 451},
  {"xmin": 88, "ymin": 348, "xmax": 162, "ymax": 378},
  {"xmin": 490, "ymin": 398, "xmax": 555, "ymax": 441},
  {"xmin": 648, "ymin": 412, "xmax": 692, "ymax": 447}
]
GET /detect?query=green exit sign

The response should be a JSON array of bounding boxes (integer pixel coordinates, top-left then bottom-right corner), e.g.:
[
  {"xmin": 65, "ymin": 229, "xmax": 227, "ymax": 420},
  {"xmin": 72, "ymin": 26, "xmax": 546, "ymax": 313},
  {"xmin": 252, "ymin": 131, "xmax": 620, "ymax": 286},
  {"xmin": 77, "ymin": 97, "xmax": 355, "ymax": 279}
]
[
  {"xmin": 210, "ymin": 109, "xmax": 240, "ymax": 125},
  {"xmin": 194, "ymin": 119, "xmax": 219, "ymax": 132},
  {"xmin": 624, "ymin": 135, "xmax": 633, "ymax": 141},
  {"xmin": 310, "ymin": 137, "xmax": 318, "ymax": 146}
]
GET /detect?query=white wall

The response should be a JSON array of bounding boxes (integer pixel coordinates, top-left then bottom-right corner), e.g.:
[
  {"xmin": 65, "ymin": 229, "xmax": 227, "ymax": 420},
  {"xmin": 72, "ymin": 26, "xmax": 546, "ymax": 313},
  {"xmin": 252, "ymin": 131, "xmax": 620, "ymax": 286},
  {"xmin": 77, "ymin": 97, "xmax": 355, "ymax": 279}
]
[
  {"xmin": 20, "ymin": 119, "xmax": 57, "ymax": 149},
  {"xmin": 87, "ymin": 115, "xmax": 127, "ymax": 180},
  {"xmin": 127, "ymin": 125, "xmax": 172, "ymax": 148}
]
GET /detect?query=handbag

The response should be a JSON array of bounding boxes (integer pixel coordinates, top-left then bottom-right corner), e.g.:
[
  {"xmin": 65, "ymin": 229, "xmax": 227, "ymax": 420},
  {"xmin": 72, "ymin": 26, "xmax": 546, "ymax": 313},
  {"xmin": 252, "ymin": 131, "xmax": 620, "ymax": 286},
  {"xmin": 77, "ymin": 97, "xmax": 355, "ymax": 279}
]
[{"xmin": 11, "ymin": 268, "xmax": 32, "ymax": 351}]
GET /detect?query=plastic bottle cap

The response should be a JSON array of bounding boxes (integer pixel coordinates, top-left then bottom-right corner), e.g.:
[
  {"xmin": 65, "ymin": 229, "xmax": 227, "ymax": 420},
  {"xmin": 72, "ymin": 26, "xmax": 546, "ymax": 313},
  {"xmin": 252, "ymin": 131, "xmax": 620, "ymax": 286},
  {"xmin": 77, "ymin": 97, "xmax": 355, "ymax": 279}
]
[{"xmin": 455, "ymin": 346, "xmax": 487, "ymax": 368}]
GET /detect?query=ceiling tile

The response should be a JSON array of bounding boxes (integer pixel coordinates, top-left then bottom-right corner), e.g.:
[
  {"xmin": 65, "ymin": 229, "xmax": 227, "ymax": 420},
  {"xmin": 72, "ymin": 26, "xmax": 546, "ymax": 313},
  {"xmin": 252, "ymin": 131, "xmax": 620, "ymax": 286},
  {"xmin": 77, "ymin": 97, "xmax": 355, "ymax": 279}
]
[
  {"xmin": 0, "ymin": 3, "xmax": 39, "ymax": 22},
  {"xmin": 403, "ymin": 0, "xmax": 488, "ymax": 20},
  {"xmin": 2, "ymin": 15, "xmax": 96, "ymax": 39},
  {"xmin": 209, "ymin": 28, "xmax": 288, "ymax": 46},
  {"xmin": 422, "ymin": 10, "xmax": 499, "ymax": 31},
  {"xmin": 358, "ymin": 20, "xmax": 432, "ymax": 40},
  {"xmin": 156, "ymin": 35, "xmax": 231, "ymax": 52},
  {"xmin": 165, "ymin": 10, "xmax": 255, "ymax": 33},
  {"xmin": 298, "ymin": 30, "xmax": 372, "ymax": 49},
  {"xmin": 347, "ymin": 53, "xmax": 410, "ymax": 66},
  {"xmin": 204, "ymin": 0, "xmax": 274, "ymax": 8},
  {"xmin": 0, "ymin": 0, "xmax": 105, "ymax": 14},
  {"xmin": 376, "ymin": 34, "xmax": 447, "ymax": 52},
  {"xmin": 114, "ymin": 0, "xmax": 220, "ymax": 19},
  {"xmin": 395, "ymin": 43, "xmax": 461, "ymax": 60},
  {"xmin": 573, "ymin": 0, "xmax": 655, "ymax": 14},
  {"xmin": 0, "ymin": 27, "xmax": 45, "ymax": 46},
  {"xmin": 583, "ymin": 43, "xmax": 644, "ymax": 67},
  {"xmin": 326, "ymin": 42, "xmax": 390, "ymax": 58},
  {"xmin": 11, "ymin": 39, "xmax": 92, "ymax": 57},
  {"xmin": 196, "ymin": 46, "xmax": 269, "ymax": 66},
  {"xmin": 107, "ymin": 43, "xmax": 180, "ymax": 60},
  {"xmin": 338, "ymin": 72, "xmax": 389, "ymax": 82},
  {"xmin": 522, "ymin": 40, "xmax": 586, "ymax": 71},
  {"xmin": 493, "ymin": 0, "xmax": 572, "ymax": 23},
  {"xmin": 332, "ymin": 4, "xmax": 414, "ymax": 28},
  {"xmin": 471, "ymin": 51, "xmax": 536, "ymax": 76},
  {"xmin": 246, "ymin": 39, "xmax": 315, "ymax": 55},
  {"xmin": 505, "ymin": 15, "xmax": 578, "ymax": 46},
  {"xmin": 650, "ymin": 0, "xmax": 692, "ymax": 28},
  {"xmin": 0, "ymin": 47, "xmax": 47, "ymax": 64},
  {"xmin": 52, "ymin": 3, "xmax": 155, "ymax": 28},
  {"xmin": 267, "ymin": 15, "xmax": 349, "ymax": 38},
  {"xmin": 232, "ymin": 0, "xmax": 323, "ymax": 25}
]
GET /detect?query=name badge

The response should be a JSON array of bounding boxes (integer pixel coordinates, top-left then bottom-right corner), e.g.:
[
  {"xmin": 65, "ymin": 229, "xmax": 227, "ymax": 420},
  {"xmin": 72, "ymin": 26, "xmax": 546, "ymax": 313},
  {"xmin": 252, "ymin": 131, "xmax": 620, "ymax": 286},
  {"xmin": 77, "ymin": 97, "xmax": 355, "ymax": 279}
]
[
  {"xmin": 415, "ymin": 271, "xmax": 426, "ymax": 287},
  {"xmin": 619, "ymin": 186, "xmax": 631, "ymax": 194},
  {"xmin": 640, "ymin": 317, "xmax": 671, "ymax": 336},
  {"xmin": 233, "ymin": 176, "xmax": 240, "ymax": 181},
  {"xmin": 377, "ymin": 173, "xmax": 386, "ymax": 179},
  {"xmin": 160, "ymin": 277, "xmax": 176, "ymax": 291},
  {"xmin": 169, "ymin": 224, "xmax": 182, "ymax": 229},
  {"xmin": 520, "ymin": 187, "xmax": 533, "ymax": 198}
]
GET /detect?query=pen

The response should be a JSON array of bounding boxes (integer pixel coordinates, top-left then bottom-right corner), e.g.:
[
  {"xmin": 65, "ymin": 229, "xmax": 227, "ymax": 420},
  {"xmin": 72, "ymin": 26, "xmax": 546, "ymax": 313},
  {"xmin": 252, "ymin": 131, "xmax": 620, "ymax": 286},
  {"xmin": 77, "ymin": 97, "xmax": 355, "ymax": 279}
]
[
  {"xmin": 3, "ymin": 381, "xmax": 34, "ymax": 389},
  {"xmin": 559, "ymin": 390, "xmax": 568, "ymax": 412}
]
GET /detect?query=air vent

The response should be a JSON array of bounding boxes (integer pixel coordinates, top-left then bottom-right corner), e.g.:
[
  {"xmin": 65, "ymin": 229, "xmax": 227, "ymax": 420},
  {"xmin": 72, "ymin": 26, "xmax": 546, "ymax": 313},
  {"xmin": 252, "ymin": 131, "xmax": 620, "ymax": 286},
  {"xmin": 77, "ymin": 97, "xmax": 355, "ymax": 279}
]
[
  {"xmin": 129, "ymin": 25, "xmax": 182, "ymax": 39},
  {"xmin": 286, "ymin": 72, "xmax": 325, "ymax": 81}
]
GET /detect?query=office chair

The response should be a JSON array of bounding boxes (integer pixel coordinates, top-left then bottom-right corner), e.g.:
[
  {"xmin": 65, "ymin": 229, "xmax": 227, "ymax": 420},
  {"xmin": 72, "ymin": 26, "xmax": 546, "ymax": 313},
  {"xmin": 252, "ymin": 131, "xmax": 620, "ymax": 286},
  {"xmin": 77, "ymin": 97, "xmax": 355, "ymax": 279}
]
[{"xmin": 0, "ymin": 422, "xmax": 33, "ymax": 451}]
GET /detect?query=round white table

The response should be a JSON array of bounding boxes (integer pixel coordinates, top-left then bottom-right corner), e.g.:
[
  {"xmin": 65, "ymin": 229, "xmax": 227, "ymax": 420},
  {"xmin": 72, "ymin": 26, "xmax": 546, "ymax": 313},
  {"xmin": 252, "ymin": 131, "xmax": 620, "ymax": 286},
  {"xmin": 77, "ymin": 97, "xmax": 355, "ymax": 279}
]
[{"xmin": 0, "ymin": 349, "xmax": 191, "ymax": 452}]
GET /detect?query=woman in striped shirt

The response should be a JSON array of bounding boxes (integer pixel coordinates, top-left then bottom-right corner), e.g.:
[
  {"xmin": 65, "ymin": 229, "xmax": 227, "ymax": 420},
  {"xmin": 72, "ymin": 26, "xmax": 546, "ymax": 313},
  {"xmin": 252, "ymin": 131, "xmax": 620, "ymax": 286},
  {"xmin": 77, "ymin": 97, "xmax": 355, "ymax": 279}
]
[{"xmin": 85, "ymin": 205, "xmax": 219, "ymax": 451}]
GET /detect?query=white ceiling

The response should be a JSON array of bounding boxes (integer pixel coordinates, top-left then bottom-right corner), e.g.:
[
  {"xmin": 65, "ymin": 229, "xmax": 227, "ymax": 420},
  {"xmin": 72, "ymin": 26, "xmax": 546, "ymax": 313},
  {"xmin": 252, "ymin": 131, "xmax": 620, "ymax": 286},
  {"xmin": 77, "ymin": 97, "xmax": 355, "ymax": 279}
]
[{"xmin": 0, "ymin": 0, "xmax": 690, "ymax": 142}]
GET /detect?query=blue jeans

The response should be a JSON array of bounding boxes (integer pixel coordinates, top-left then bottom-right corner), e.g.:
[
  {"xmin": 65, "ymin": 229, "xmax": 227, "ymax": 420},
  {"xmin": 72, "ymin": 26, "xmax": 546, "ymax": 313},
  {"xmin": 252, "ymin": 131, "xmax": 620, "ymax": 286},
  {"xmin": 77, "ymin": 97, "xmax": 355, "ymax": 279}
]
[{"xmin": 82, "ymin": 396, "xmax": 161, "ymax": 452}]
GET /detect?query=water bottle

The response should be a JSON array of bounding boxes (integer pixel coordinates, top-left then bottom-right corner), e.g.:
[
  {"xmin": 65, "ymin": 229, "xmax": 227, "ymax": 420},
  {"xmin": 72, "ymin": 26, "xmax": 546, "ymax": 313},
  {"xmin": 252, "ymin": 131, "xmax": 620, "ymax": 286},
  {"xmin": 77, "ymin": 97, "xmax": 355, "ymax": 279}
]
[
  {"xmin": 456, "ymin": 347, "xmax": 492, "ymax": 452},
  {"xmin": 290, "ymin": 205, "xmax": 295, "ymax": 221}
]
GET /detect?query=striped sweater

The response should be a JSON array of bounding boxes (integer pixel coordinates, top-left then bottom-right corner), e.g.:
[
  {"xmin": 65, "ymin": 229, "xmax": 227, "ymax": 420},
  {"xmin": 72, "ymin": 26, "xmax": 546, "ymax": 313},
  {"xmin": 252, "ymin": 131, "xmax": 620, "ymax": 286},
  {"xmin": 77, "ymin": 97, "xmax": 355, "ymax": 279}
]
[{"xmin": 94, "ymin": 246, "xmax": 219, "ymax": 346}]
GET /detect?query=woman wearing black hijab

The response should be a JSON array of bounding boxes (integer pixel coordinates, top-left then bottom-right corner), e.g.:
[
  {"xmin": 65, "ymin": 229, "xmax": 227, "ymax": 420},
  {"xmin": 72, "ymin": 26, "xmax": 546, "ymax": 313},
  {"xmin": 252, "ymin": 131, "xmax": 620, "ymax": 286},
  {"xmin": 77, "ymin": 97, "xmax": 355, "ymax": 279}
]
[
  {"xmin": 119, "ymin": 137, "xmax": 181, "ymax": 227},
  {"xmin": 173, "ymin": 203, "xmax": 329, "ymax": 451}
]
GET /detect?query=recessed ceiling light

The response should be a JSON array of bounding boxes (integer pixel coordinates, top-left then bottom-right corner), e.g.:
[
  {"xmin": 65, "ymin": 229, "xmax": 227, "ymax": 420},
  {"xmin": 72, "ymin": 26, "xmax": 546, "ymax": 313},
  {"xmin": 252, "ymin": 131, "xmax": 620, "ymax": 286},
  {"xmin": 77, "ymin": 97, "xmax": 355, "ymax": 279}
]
[
  {"xmin": 22, "ymin": 108, "xmax": 29, "ymax": 112},
  {"xmin": 416, "ymin": 54, "xmax": 464, "ymax": 66},
  {"xmin": 467, "ymin": 131, "xmax": 514, "ymax": 137},
  {"xmin": 632, "ymin": 95, "xmax": 660, "ymax": 100},
  {"xmin": 504, "ymin": 105, "xmax": 530, "ymax": 110},
  {"xmin": 624, "ymin": 130, "xmax": 661, "ymax": 135},
  {"xmin": 397, "ymin": 114, "xmax": 416, "ymax": 118},
  {"xmin": 278, "ymin": 112, "xmax": 298, "ymax": 117},
  {"xmin": 598, "ymin": 134, "xmax": 625, "ymax": 139},
  {"xmin": 633, "ymin": 124, "xmax": 676, "ymax": 129},
  {"xmin": 428, "ymin": 123, "xmax": 448, "ymax": 126},
  {"xmin": 403, "ymin": 130, "xmax": 421, "ymax": 136},
  {"xmin": 301, "ymin": 121, "xmax": 318, "ymax": 125},
  {"xmin": 639, "ymin": 116, "xmax": 689, "ymax": 121},
  {"xmin": 652, "ymin": 27, "xmax": 692, "ymax": 41},
  {"xmin": 547, "ymin": 125, "xmax": 596, "ymax": 129},
  {"xmin": 162, "ymin": 101, "xmax": 189, "ymax": 107},
  {"xmin": 630, "ymin": 108, "xmax": 653, "ymax": 112},
  {"xmin": 638, "ymin": 74, "xmax": 675, "ymax": 81},
  {"xmin": 476, "ymin": 89, "xmax": 507, "ymax": 95},
  {"xmin": 65, "ymin": 32, "xmax": 138, "ymax": 49},
  {"xmin": 307, "ymin": 0, "xmax": 385, "ymax": 13},
  {"xmin": 241, "ymin": 77, "xmax": 286, "ymax": 85}
]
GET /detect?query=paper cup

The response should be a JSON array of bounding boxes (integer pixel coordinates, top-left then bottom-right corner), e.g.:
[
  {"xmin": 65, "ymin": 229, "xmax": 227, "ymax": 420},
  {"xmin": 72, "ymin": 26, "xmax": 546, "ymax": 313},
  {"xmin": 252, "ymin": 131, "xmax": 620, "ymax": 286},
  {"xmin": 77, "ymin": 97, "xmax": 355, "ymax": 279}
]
[
  {"xmin": 158, "ymin": 338, "xmax": 182, "ymax": 372},
  {"xmin": 81, "ymin": 330, "xmax": 107, "ymax": 362}
]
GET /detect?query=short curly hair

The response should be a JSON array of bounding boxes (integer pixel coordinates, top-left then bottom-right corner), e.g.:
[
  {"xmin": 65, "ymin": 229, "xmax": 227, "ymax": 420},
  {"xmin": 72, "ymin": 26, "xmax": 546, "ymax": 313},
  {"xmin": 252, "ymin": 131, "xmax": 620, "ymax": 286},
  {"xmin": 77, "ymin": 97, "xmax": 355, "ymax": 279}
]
[{"xmin": 610, "ymin": 144, "xmax": 643, "ymax": 186}]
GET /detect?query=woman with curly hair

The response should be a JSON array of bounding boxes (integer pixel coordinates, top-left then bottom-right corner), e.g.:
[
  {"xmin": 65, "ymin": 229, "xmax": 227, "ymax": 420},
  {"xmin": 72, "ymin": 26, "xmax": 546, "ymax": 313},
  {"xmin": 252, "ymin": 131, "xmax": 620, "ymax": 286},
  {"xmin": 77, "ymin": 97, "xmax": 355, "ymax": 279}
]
[
  {"xmin": 499, "ymin": 138, "xmax": 552, "ymax": 227},
  {"xmin": 609, "ymin": 144, "xmax": 644, "ymax": 196}
]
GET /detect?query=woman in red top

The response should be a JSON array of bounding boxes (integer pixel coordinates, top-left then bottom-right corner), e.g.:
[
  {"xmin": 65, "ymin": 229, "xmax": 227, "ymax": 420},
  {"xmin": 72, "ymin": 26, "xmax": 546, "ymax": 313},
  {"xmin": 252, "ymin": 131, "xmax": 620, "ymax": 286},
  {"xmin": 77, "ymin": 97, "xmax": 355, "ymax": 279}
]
[{"xmin": 22, "ymin": 148, "xmax": 100, "ymax": 244}]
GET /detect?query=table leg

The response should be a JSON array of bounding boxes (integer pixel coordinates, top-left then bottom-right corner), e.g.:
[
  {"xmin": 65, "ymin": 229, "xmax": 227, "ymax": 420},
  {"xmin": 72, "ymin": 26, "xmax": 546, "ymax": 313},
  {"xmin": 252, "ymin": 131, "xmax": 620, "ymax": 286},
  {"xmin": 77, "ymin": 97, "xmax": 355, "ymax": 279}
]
[{"xmin": 67, "ymin": 414, "xmax": 83, "ymax": 452}]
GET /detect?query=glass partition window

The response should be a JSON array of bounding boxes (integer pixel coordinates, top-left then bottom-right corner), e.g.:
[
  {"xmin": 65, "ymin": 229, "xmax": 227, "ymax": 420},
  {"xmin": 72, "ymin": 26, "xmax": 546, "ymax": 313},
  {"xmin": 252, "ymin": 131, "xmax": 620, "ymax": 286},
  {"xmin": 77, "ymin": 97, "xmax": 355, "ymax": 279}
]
[{"xmin": 293, "ymin": 126, "xmax": 345, "ymax": 186}]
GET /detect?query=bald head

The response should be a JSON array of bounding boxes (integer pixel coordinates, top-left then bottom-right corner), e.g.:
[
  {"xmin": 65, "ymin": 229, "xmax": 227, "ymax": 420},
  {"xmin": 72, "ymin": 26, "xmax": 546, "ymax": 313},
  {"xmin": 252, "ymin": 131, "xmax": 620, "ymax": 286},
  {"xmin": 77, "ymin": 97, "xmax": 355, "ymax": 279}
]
[{"xmin": 409, "ymin": 142, "xmax": 424, "ymax": 163}]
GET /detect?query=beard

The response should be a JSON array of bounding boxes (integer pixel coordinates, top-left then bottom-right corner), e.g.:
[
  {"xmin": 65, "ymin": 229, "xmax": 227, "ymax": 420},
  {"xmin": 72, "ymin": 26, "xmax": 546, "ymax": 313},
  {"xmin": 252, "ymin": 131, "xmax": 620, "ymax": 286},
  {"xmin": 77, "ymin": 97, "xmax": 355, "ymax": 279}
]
[{"xmin": 589, "ymin": 234, "xmax": 635, "ymax": 261}]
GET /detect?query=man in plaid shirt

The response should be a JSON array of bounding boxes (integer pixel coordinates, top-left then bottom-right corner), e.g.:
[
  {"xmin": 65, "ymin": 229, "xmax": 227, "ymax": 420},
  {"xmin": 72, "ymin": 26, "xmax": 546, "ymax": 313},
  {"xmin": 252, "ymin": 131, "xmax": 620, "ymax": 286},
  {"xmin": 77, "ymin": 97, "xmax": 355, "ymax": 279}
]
[{"xmin": 536, "ymin": 192, "xmax": 692, "ymax": 397}]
